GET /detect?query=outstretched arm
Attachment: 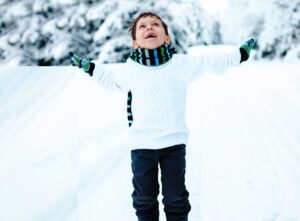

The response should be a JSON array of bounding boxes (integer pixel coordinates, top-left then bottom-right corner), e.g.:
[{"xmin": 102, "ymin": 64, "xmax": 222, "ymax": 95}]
[
  {"xmin": 188, "ymin": 38, "xmax": 256, "ymax": 82},
  {"xmin": 68, "ymin": 52, "xmax": 129, "ymax": 92}
]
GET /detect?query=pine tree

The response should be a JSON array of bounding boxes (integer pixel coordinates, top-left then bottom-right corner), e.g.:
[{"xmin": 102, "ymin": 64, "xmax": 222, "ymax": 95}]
[
  {"xmin": 220, "ymin": 0, "xmax": 268, "ymax": 44},
  {"xmin": 258, "ymin": 0, "xmax": 300, "ymax": 60},
  {"xmin": 211, "ymin": 21, "xmax": 223, "ymax": 44},
  {"xmin": 0, "ymin": 0, "xmax": 213, "ymax": 65},
  {"xmin": 220, "ymin": 0, "xmax": 300, "ymax": 61}
]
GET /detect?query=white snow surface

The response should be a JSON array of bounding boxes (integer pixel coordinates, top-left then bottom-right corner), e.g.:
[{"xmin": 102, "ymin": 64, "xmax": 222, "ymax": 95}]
[{"xmin": 0, "ymin": 61, "xmax": 300, "ymax": 221}]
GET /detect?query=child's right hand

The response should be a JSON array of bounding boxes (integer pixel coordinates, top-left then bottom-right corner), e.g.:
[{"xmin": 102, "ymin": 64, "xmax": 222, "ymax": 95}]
[{"xmin": 68, "ymin": 52, "xmax": 95, "ymax": 76}]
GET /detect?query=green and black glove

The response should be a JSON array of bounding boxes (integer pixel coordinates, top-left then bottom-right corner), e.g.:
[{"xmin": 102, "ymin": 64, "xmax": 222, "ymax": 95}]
[
  {"xmin": 239, "ymin": 38, "xmax": 256, "ymax": 63},
  {"xmin": 69, "ymin": 52, "xmax": 95, "ymax": 76}
]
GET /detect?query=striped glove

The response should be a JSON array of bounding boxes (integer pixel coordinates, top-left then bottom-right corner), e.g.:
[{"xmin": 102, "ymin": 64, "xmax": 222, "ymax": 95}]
[
  {"xmin": 239, "ymin": 38, "xmax": 256, "ymax": 63},
  {"xmin": 69, "ymin": 52, "xmax": 95, "ymax": 76}
]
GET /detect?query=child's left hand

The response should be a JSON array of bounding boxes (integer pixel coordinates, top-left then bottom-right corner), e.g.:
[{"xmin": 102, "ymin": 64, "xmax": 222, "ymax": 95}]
[{"xmin": 240, "ymin": 38, "xmax": 256, "ymax": 62}]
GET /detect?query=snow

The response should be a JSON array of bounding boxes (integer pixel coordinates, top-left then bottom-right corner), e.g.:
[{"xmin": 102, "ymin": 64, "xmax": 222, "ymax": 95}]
[
  {"xmin": 7, "ymin": 33, "xmax": 21, "ymax": 45},
  {"xmin": 0, "ymin": 0, "xmax": 212, "ymax": 65},
  {"xmin": 197, "ymin": 0, "xmax": 229, "ymax": 14},
  {"xmin": 1, "ymin": 0, "xmax": 299, "ymax": 65},
  {"xmin": 53, "ymin": 0, "xmax": 79, "ymax": 6},
  {"xmin": 0, "ymin": 61, "xmax": 300, "ymax": 221},
  {"xmin": 56, "ymin": 17, "xmax": 69, "ymax": 29},
  {"xmin": 7, "ymin": 2, "xmax": 31, "ymax": 18}
]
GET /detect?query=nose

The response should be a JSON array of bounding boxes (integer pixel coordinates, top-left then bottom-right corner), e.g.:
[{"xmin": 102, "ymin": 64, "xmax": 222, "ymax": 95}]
[{"xmin": 146, "ymin": 24, "xmax": 153, "ymax": 30}]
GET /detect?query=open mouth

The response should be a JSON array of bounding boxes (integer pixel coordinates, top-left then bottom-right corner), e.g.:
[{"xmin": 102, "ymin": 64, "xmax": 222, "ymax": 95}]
[{"xmin": 145, "ymin": 33, "xmax": 157, "ymax": 39}]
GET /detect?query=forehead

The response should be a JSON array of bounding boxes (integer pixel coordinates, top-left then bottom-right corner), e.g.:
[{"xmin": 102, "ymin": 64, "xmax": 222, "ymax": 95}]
[{"xmin": 136, "ymin": 16, "xmax": 162, "ymax": 25}]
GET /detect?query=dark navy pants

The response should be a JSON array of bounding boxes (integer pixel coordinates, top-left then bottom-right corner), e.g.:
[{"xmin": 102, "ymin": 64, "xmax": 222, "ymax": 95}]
[{"xmin": 131, "ymin": 144, "xmax": 191, "ymax": 221}]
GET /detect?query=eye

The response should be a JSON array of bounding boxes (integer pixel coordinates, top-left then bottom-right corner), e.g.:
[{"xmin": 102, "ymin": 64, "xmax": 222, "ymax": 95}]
[
  {"xmin": 153, "ymin": 23, "xmax": 160, "ymax": 26},
  {"xmin": 139, "ymin": 24, "xmax": 145, "ymax": 29}
]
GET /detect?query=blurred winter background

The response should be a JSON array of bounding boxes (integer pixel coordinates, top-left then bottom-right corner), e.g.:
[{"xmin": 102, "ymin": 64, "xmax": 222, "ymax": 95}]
[
  {"xmin": 0, "ymin": 0, "xmax": 299, "ymax": 65},
  {"xmin": 1, "ymin": 1, "xmax": 300, "ymax": 221}
]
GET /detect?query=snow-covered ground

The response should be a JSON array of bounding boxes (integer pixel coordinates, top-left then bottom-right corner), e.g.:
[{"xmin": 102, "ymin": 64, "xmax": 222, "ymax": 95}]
[{"xmin": 0, "ymin": 61, "xmax": 299, "ymax": 221}]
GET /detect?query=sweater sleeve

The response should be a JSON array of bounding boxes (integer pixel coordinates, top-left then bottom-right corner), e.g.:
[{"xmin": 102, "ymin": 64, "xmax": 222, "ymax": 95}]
[
  {"xmin": 91, "ymin": 62, "xmax": 130, "ymax": 92},
  {"xmin": 187, "ymin": 47, "xmax": 241, "ymax": 82}
]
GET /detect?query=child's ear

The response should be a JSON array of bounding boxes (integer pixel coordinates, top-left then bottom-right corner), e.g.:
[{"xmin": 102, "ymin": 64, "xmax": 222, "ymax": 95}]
[
  {"xmin": 165, "ymin": 35, "xmax": 171, "ymax": 44},
  {"xmin": 132, "ymin": 40, "xmax": 139, "ymax": 49}
]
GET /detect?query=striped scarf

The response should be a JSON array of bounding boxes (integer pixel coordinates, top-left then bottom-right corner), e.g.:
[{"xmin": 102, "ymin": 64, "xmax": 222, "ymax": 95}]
[
  {"xmin": 127, "ymin": 44, "xmax": 177, "ymax": 127},
  {"xmin": 129, "ymin": 44, "xmax": 177, "ymax": 66}
]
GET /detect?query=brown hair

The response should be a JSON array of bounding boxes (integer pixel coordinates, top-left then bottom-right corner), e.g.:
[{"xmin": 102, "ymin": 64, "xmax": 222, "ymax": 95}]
[{"xmin": 129, "ymin": 12, "xmax": 169, "ymax": 40}]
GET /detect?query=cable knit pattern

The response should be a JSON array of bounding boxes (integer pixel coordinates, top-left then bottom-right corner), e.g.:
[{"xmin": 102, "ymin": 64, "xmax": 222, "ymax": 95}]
[{"xmin": 92, "ymin": 48, "xmax": 241, "ymax": 150}]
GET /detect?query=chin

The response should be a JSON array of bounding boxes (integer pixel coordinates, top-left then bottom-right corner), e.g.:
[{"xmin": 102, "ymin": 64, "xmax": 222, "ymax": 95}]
[{"xmin": 143, "ymin": 42, "xmax": 164, "ymax": 49}]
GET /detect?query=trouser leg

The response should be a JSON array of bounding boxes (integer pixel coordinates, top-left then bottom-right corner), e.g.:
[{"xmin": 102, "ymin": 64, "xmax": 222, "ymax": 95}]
[
  {"xmin": 160, "ymin": 145, "xmax": 191, "ymax": 221},
  {"xmin": 131, "ymin": 149, "xmax": 160, "ymax": 221}
]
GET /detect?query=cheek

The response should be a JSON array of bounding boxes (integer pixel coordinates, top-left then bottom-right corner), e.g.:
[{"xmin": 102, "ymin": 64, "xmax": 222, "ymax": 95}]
[{"xmin": 136, "ymin": 32, "xmax": 144, "ymax": 42}]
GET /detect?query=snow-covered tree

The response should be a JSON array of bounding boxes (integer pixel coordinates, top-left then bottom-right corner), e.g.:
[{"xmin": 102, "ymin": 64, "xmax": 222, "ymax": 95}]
[
  {"xmin": 210, "ymin": 21, "xmax": 223, "ymax": 44},
  {"xmin": 219, "ymin": 0, "xmax": 268, "ymax": 44},
  {"xmin": 0, "ymin": 0, "xmax": 213, "ymax": 65},
  {"xmin": 258, "ymin": 0, "xmax": 300, "ymax": 60},
  {"xmin": 220, "ymin": 0, "xmax": 300, "ymax": 61}
]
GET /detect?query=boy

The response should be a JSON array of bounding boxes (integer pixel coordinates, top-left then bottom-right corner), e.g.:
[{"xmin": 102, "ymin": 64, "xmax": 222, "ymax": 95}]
[{"xmin": 70, "ymin": 12, "xmax": 255, "ymax": 221}]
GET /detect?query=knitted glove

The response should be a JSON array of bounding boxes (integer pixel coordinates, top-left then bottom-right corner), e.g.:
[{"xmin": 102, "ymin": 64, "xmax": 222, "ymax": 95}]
[
  {"xmin": 239, "ymin": 38, "xmax": 256, "ymax": 63},
  {"xmin": 69, "ymin": 52, "xmax": 95, "ymax": 76}
]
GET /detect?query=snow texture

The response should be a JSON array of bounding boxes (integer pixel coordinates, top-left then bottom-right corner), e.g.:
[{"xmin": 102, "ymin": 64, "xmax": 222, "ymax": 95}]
[
  {"xmin": 0, "ymin": 58, "xmax": 300, "ymax": 220},
  {"xmin": 0, "ymin": 0, "xmax": 298, "ymax": 65},
  {"xmin": 0, "ymin": 0, "xmax": 210, "ymax": 65},
  {"xmin": 219, "ymin": 0, "xmax": 300, "ymax": 61}
]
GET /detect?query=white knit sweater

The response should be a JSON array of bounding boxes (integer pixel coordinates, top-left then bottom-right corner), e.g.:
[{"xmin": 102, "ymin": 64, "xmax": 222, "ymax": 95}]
[{"xmin": 92, "ymin": 48, "xmax": 241, "ymax": 150}]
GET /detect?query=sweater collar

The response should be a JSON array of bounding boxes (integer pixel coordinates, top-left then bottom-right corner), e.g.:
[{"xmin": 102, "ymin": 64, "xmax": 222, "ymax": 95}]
[{"xmin": 129, "ymin": 44, "xmax": 177, "ymax": 66}]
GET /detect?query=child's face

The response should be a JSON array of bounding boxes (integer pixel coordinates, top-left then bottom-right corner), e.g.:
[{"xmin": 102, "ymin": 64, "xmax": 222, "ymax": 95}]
[{"xmin": 132, "ymin": 16, "xmax": 170, "ymax": 49}]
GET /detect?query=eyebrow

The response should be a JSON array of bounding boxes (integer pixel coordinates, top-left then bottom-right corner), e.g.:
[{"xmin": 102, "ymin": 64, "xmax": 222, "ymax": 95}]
[{"xmin": 138, "ymin": 20, "xmax": 160, "ymax": 26}]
